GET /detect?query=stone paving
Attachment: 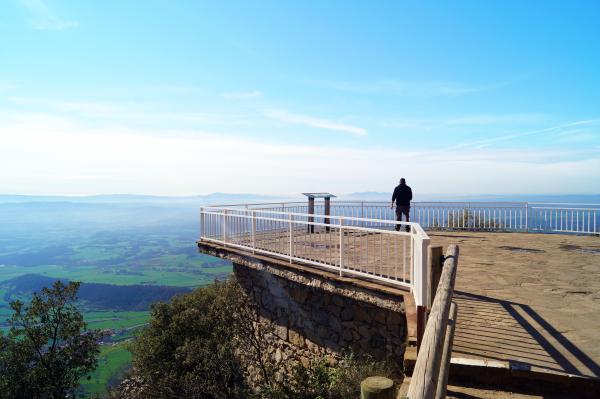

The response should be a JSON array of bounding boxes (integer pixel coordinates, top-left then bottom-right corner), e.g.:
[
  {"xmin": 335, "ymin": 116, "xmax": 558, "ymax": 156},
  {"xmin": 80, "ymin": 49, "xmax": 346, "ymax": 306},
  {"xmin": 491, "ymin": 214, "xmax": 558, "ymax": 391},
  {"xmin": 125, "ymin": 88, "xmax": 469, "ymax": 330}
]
[{"xmin": 429, "ymin": 232, "xmax": 600, "ymax": 378}]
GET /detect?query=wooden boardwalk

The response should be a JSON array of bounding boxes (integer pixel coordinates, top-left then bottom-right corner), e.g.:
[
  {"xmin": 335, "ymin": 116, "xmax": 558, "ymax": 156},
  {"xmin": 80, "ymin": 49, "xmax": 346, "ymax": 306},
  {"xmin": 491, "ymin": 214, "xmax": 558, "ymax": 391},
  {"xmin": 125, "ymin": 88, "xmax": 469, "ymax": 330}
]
[{"xmin": 431, "ymin": 232, "xmax": 600, "ymax": 378}]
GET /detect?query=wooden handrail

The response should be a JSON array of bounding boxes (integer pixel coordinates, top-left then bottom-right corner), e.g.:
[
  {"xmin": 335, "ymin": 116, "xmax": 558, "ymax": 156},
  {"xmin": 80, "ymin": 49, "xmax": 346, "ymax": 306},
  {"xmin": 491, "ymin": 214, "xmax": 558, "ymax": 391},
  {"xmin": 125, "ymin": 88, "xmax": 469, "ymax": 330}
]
[{"xmin": 406, "ymin": 245, "xmax": 459, "ymax": 399}]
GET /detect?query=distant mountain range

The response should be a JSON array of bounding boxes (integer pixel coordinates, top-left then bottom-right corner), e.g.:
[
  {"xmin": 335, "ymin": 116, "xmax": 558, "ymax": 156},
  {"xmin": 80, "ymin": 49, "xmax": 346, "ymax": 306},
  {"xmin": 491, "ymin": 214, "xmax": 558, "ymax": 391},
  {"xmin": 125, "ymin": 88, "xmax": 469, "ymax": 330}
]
[
  {"xmin": 1, "ymin": 192, "xmax": 599, "ymax": 205},
  {"xmin": 0, "ymin": 193, "xmax": 285, "ymax": 205},
  {"xmin": 337, "ymin": 192, "xmax": 600, "ymax": 204}
]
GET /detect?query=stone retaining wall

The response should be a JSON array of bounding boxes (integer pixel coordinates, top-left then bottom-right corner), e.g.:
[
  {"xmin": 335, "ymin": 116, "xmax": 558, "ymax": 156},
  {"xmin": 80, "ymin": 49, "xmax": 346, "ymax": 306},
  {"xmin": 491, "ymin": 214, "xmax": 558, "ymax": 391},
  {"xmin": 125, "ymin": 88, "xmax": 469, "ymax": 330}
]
[{"xmin": 233, "ymin": 261, "xmax": 408, "ymax": 374}]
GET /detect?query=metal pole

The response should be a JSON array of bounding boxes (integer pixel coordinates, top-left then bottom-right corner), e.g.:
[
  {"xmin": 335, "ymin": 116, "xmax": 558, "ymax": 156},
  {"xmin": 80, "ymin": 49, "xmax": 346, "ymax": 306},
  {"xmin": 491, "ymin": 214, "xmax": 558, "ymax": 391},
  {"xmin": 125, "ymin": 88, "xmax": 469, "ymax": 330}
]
[
  {"xmin": 289, "ymin": 213, "xmax": 293, "ymax": 263},
  {"xmin": 525, "ymin": 202, "xmax": 529, "ymax": 232},
  {"xmin": 222, "ymin": 210, "xmax": 227, "ymax": 246},
  {"xmin": 251, "ymin": 210, "xmax": 256, "ymax": 253},
  {"xmin": 361, "ymin": 201, "xmax": 364, "ymax": 227},
  {"xmin": 467, "ymin": 202, "xmax": 471, "ymax": 229},
  {"xmin": 308, "ymin": 197, "xmax": 315, "ymax": 233},
  {"xmin": 324, "ymin": 196, "xmax": 331, "ymax": 232},
  {"xmin": 200, "ymin": 207, "xmax": 204, "ymax": 239},
  {"xmin": 339, "ymin": 217, "xmax": 344, "ymax": 276}
]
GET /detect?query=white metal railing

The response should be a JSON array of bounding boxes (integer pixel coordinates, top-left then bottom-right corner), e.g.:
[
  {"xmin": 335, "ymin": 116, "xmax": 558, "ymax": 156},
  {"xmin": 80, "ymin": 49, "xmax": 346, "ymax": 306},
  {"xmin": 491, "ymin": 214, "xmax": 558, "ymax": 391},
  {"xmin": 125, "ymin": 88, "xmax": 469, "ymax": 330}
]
[
  {"xmin": 529, "ymin": 205, "xmax": 599, "ymax": 234},
  {"xmin": 219, "ymin": 201, "xmax": 600, "ymax": 235},
  {"xmin": 199, "ymin": 206, "xmax": 431, "ymax": 307}
]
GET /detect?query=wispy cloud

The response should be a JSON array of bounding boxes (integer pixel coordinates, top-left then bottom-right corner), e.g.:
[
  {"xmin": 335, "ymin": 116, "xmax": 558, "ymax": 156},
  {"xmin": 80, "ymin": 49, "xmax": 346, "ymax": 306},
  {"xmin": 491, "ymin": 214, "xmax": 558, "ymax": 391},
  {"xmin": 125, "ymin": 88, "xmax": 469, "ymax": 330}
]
[
  {"xmin": 445, "ymin": 119, "xmax": 600, "ymax": 151},
  {"xmin": 19, "ymin": 0, "xmax": 77, "ymax": 30},
  {"xmin": 307, "ymin": 79, "xmax": 509, "ymax": 97},
  {"xmin": 0, "ymin": 80, "xmax": 17, "ymax": 91},
  {"xmin": 220, "ymin": 91, "xmax": 263, "ymax": 100},
  {"xmin": 6, "ymin": 97, "xmax": 260, "ymax": 126},
  {"xmin": 264, "ymin": 109, "xmax": 367, "ymax": 137},
  {"xmin": 382, "ymin": 113, "xmax": 546, "ymax": 130},
  {"xmin": 2, "ymin": 111, "xmax": 598, "ymax": 195},
  {"xmin": 555, "ymin": 129, "xmax": 599, "ymax": 143}
]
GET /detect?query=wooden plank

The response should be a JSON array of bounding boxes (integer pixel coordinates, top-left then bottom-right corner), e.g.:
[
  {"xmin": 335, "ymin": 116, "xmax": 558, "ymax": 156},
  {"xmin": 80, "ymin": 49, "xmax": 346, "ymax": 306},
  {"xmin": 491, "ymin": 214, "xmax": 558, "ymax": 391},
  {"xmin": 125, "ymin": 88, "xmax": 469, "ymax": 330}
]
[
  {"xmin": 406, "ymin": 245, "xmax": 459, "ymax": 399},
  {"xmin": 416, "ymin": 305, "xmax": 426, "ymax": 353},
  {"xmin": 435, "ymin": 302, "xmax": 457, "ymax": 399}
]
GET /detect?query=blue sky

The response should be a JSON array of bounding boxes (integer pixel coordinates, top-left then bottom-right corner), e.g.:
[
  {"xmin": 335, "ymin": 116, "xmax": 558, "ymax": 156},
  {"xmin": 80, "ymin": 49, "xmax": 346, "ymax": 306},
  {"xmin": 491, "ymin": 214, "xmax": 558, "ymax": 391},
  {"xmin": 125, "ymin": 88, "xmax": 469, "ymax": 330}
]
[{"xmin": 1, "ymin": 0, "xmax": 599, "ymax": 196}]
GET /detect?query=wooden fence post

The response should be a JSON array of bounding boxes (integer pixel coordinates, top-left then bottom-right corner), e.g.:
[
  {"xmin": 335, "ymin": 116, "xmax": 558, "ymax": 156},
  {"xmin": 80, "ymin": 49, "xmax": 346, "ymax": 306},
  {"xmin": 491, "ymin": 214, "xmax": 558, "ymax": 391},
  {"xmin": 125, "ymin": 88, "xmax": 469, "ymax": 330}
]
[
  {"xmin": 428, "ymin": 246, "xmax": 444, "ymax": 309},
  {"xmin": 418, "ymin": 246, "xmax": 443, "ymax": 354}
]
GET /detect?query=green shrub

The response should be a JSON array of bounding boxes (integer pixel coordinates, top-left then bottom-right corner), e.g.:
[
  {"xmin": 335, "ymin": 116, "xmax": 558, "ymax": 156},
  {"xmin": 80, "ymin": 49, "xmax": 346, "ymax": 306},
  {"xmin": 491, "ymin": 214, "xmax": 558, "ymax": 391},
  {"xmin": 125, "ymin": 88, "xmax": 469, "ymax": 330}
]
[
  {"xmin": 126, "ymin": 279, "xmax": 402, "ymax": 399},
  {"xmin": 252, "ymin": 353, "xmax": 401, "ymax": 399},
  {"xmin": 129, "ymin": 279, "xmax": 250, "ymax": 399}
]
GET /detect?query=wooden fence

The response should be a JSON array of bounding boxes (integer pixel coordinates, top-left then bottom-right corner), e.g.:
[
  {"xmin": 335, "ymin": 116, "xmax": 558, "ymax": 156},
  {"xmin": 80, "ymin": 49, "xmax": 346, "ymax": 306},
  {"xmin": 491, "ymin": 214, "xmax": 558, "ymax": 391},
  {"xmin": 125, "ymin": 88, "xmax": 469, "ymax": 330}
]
[{"xmin": 406, "ymin": 245, "xmax": 459, "ymax": 399}]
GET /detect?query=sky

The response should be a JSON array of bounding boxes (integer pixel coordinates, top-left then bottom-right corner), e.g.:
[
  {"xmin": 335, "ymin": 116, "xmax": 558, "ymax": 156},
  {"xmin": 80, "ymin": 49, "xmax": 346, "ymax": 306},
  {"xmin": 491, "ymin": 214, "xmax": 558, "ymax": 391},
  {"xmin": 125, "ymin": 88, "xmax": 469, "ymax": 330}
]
[{"xmin": 1, "ymin": 0, "xmax": 599, "ymax": 197}]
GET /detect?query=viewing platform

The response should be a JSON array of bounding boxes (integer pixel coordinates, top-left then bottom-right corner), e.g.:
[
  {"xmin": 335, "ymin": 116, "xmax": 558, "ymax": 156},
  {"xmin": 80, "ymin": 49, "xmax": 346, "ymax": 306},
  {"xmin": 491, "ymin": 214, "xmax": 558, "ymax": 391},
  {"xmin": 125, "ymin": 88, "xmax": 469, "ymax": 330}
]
[{"xmin": 197, "ymin": 200, "xmax": 600, "ymax": 396}]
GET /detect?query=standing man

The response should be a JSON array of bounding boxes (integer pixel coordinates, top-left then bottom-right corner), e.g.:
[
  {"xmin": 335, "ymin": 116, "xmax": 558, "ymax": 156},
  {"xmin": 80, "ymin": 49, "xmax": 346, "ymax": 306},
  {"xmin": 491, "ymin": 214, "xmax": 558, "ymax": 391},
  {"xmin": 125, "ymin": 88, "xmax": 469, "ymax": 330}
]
[{"xmin": 391, "ymin": 178, "xmax": 413, "ymax": 232}]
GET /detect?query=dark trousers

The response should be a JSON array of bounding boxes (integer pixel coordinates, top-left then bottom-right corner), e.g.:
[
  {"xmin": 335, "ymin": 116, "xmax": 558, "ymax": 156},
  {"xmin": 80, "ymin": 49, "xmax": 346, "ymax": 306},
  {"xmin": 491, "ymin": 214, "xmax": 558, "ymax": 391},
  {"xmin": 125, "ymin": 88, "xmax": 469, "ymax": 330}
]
[{"xmin": 395, "ymin": 206, "xmax": 410, "ymax": 232}]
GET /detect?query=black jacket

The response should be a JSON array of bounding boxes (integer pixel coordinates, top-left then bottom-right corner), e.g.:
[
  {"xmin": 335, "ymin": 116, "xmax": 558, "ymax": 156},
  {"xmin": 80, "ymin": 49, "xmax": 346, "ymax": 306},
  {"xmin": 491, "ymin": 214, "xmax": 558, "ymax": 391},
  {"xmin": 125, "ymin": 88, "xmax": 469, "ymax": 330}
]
[{"xmin": 392, "ymin": 184, "xmax": 412, "ymax": 207}]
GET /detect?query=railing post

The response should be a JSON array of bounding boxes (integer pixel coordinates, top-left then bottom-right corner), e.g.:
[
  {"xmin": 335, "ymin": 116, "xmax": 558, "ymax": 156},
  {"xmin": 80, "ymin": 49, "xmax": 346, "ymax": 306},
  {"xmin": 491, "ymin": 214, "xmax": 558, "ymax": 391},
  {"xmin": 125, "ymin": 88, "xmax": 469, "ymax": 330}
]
[
  {"xmin": 413, "ymin": 234, "xmax": 430, "ymax": 352},
  {"xmin": 339, "ymin": 217, "xmax": 344, "ymax": 277},
  {"xmin": 413, "ymin": 235, "xmax": 430, "ymax": 308},
  {"xmin": 467, "ymin": 202, "xmax": 471, "ymax": 229},
  {"xmin": 200, "ymin": 207, "xmax": 205, "ymax": 239},
  {"xmin": 525, "ymin": 202, "xmax": 529, "ymax": 232},
  {"xmin": 428, "ymin": 246, "xmax": 444, "ymax": 309},
  {"xmin": 289, "ymin": 213, "xmax": 293, "ymax": 263},
  {"xmin": 251, "ymin": 210, "xmax": 256, "ymax": 253},
  {"xmin": 361, "ymin": 201, "xmax": 364, "ymax": 227},
  {"xmin": 222, "ymin": 210, "xmax": 227, "ymax": 246}
]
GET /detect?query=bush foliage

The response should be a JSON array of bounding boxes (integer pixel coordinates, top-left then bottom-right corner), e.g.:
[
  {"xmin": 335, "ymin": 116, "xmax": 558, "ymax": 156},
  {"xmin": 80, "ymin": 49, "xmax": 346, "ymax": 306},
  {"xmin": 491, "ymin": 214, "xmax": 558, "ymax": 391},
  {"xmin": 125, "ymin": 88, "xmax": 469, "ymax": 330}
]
[{"xmin": 126, "ymin": 278, "xmax": 401, "ymax": 399}]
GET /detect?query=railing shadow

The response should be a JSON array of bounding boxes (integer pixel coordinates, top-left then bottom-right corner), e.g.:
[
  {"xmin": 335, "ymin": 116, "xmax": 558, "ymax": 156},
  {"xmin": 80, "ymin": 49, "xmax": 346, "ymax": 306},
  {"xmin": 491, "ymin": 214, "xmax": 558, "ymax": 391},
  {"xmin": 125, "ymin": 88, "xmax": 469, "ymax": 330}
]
[{"xmin": 452, "ymin": 291, "xmax": 600, "ymax": 378}]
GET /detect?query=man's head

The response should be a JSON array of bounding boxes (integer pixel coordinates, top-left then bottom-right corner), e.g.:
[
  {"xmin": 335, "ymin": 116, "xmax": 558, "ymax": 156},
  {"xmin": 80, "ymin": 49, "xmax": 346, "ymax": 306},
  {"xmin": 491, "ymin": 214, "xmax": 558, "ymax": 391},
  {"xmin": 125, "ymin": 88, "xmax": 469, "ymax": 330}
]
[{"xmin": 399, "ymin": 178, "xmax": 406, "ymax": 185}]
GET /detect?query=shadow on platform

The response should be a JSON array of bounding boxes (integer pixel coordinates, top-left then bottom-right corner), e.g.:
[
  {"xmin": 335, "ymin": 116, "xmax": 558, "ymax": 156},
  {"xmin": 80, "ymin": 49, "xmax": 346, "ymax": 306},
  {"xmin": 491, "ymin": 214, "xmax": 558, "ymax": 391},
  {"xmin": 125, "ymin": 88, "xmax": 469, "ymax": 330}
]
[{"xmin": 452, "ymin": 291, "xmax": 600, "ymax": 378}]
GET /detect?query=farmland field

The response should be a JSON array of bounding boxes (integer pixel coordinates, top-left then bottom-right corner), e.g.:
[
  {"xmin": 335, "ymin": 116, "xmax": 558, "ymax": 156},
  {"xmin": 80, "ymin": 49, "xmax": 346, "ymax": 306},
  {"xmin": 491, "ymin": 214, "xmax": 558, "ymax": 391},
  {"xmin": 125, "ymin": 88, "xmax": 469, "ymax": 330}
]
[
  {"xmin": 82, "ymin": 342, "xmax": 133, "ymax": 396},
  {"xmin": 0, "ymin": 199, "xmax": 233, "ymax": 396}
]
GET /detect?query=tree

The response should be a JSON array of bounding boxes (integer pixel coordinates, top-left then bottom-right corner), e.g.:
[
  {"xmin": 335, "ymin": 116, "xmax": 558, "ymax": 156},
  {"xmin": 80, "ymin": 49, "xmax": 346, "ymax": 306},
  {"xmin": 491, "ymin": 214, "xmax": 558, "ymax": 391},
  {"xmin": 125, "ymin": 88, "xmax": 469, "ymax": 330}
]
[
  {"xmin": 0, "ymin": 281, "xmax": 103, "ymax": 399},
  {"xmin": 129, "ymin": 279, "xmax": 253, "ymax": 399}
]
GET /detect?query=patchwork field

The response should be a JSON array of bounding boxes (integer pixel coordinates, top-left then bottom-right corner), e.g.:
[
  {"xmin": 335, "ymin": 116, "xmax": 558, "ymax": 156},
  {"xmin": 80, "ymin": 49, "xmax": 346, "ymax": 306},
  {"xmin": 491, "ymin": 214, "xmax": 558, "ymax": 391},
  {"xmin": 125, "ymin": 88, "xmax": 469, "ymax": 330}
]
[{"xmin": 0, "ymin": 201, "xmax": 233, "ymax": 396}]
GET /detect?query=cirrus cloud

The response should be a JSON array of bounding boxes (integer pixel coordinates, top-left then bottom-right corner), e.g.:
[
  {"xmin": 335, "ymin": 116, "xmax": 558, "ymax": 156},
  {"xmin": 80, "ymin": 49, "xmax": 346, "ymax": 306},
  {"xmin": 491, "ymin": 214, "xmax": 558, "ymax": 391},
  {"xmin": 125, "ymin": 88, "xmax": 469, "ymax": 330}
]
[{"xmin": 264, "ymin": 109, "xmax": 367, "ymax": 137}]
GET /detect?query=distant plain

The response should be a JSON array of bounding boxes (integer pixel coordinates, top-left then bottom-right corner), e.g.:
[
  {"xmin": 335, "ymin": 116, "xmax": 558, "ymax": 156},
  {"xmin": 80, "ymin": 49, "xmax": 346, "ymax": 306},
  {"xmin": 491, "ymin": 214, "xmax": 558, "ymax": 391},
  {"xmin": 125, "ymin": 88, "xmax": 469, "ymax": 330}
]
[{"xmin": 0, "ymin": 199, "xmax": 233, "ymax": 395}]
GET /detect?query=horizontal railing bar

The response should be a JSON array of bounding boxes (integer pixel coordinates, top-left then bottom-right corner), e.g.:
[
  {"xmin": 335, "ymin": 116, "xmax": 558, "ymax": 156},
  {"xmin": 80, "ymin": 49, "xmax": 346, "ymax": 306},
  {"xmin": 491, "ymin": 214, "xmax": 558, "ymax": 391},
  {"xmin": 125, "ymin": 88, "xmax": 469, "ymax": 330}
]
[
  {"xmin": 210, "ymin": 201, "xmax": 528, "ymax": 208},
  {"xmin": 208, "ymin": 201, "xmax": 306, "ymax": 207},
  {"xmin": 218, "ymin": 219, "xmax": 418, "ymax": 237},
  {"xmin": 530, "ymin": 207, "xmax": 600, "ymax": 211},
  {"xmin": 203, "ymin": 207, "xmax": 429, "ymax": 236},
  {"xmin": 201, "ymin": 212, "xmax": 414, "ymax": 236},
  {"xmin": 528, "ymin": 202, "xmax": 600, "ymax": 206}
]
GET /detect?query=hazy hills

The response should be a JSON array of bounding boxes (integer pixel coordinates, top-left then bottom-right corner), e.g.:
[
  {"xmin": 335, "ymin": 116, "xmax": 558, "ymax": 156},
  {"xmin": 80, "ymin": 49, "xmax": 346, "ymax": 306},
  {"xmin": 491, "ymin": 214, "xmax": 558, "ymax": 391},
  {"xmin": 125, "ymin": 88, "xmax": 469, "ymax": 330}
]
[
  {"xmin": 2, "ymin": 274, "xmax": 191, "ymax": 311},
  {"xmin": 338, "ymin": 192, "xmax": 600, "ymax": 203},
  {"xmin": 2, "ymin": 192, "xmax": 599, "ymax": 205},
  {"xmin": 0, "ymin": 193, "xmax": 284, "ymax": 205}
]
